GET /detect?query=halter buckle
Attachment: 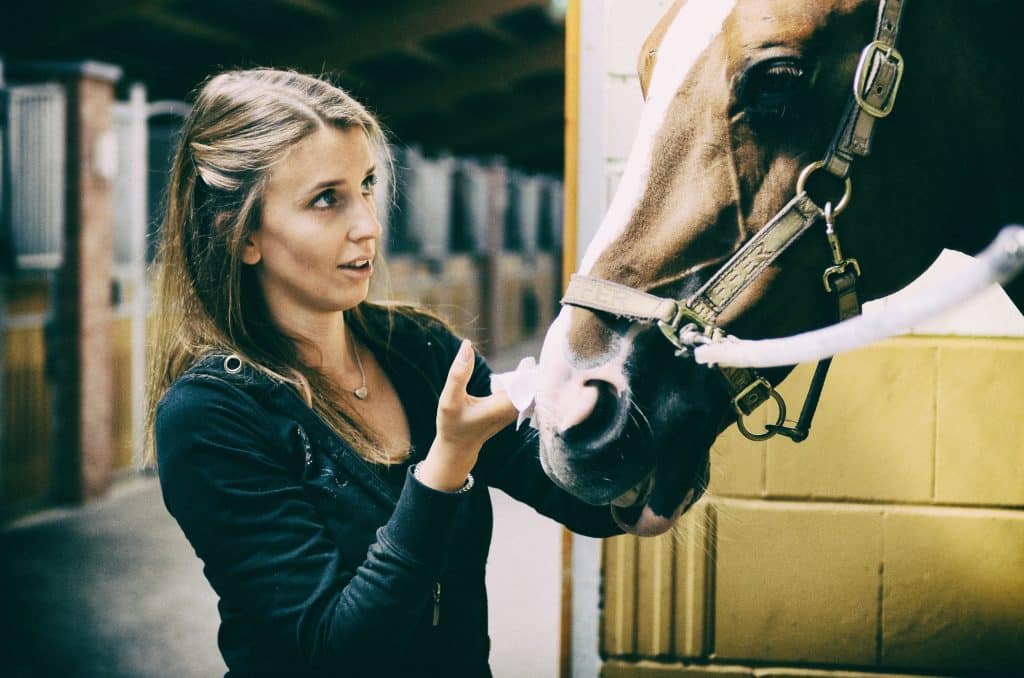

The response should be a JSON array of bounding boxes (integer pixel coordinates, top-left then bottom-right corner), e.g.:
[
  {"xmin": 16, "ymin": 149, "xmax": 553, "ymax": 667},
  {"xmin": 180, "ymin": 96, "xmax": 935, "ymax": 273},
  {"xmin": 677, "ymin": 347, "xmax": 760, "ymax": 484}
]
[
  {"xmin": 657, "ymin": 301, "xmax": 711, "ymax": 351},
  {"xmin": 854, "ymin": 41, "xmax": 904, "ymax": 118},
  {"xmin": 734, "ymin": 381, "xmax": 787, "ymax": 441},
  {"xmin": 732, "ymin": 376, "xmax": 774, "ymax": 417},
  {"xmin": 656, "ymin": 301, "xmax": 685, "ymax": 349}
]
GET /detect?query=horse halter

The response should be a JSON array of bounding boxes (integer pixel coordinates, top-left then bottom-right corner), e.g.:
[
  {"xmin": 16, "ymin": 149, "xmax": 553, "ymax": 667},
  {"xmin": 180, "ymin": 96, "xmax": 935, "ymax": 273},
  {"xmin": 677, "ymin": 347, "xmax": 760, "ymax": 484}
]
[{"xmin": 562, "ymin": 0, "xmax": 907, "ymax": 441}]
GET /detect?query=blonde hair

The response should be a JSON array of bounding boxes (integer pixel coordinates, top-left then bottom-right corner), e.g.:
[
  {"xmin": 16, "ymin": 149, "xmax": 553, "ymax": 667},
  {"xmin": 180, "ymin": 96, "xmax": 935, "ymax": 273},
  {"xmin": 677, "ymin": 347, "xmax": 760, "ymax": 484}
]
[{"xmin": 144, "ymin": 67, "xmax": 412, "ymax": 467}]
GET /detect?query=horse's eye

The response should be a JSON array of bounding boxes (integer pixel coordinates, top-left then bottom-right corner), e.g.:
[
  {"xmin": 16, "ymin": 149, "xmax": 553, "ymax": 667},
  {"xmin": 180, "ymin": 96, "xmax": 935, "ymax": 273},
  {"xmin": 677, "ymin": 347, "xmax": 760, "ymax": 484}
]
[{"xmin": 737, "ymin": 58, "xmax": 809, "ymax": 120}]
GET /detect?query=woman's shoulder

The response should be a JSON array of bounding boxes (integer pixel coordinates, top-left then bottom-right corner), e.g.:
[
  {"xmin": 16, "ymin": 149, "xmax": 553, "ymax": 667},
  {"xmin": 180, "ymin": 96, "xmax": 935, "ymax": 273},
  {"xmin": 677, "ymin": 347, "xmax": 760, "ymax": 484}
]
[
  {"xmin": 157, "ymin": 352, "xmax": 277, "ymax": 424},
  {"xmin": 154, "ymin": 353, "xmax": 289, "ymax": 471}
]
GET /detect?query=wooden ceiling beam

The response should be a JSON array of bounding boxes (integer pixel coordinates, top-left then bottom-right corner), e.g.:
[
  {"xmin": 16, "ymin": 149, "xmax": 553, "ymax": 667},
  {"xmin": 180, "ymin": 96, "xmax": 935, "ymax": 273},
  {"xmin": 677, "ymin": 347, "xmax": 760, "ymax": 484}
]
[
  {"xmin": 395, "ymin": 45, "xmax": 445, "ymax": 68},
  {"xmin": 371, "ymin": 34, "xmax": 563, "ymax": 121},
  {"xmin": 474, "ymin": 21, "xmax": 524, "ymax": 47},
  {"xmin": 38, "ymin": 0, "xmax": 179, "ymax": 48},
  {"xmin": 136, "ymin": 7, "xmax": 247, "ymax": 46},
  {"xmin": 415, "ymin": 118, "xmax": 562, "ymax": 168},
  {"xmin": 422, "ymin": 96, "xmax": 563, "ymax": 150},
  {"xmin": 274, "ymin": 0, "xmax": 347, "ymax": 21},
  {"xmin": 287, "ymin": 0, "xmax": 550, "ymax": 70},
  {"xmin": 502, "ymin": 132, "xmax": 564, "ymax": 169},
  {"xmin": 493, "ymin": 121, "xmax": 563, "ymax": 155}
]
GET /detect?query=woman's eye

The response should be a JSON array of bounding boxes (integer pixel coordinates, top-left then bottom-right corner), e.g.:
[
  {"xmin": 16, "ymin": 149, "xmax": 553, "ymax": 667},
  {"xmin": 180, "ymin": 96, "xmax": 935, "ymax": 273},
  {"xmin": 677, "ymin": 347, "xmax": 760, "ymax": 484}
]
[
  {"xmin": 361, "ymin": 174, "xmax": 378, "ymax": 196},
  {"xmin": 311, "ymin": 189, "xmax": 337, "ymax": 209},
  {"xmin": 738, "ymin": 58, "xmax": 808, "ymax": 120}
]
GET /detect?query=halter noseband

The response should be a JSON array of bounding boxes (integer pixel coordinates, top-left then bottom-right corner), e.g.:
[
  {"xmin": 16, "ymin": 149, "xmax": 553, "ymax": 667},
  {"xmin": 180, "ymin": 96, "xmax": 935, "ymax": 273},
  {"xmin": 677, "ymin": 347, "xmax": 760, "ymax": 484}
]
[{"xmin": 562, "ymin": 0, "xmax": 907, "ymax": 441}]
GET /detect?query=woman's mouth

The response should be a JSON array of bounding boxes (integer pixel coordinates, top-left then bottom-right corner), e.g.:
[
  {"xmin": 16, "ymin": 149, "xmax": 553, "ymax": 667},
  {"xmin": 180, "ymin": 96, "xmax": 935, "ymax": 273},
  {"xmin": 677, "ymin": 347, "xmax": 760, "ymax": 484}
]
[{"xmin": 338, "ymin": 258, "xmax": 373, "ymax": 278}]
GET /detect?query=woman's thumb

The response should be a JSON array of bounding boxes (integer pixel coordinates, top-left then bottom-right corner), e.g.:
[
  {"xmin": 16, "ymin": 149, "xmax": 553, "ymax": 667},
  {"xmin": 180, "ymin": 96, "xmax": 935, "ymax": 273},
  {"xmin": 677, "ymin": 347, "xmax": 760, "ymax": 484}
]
[{"xmin": 441, "ymin": 339, "xmax": 474, "ymax": 401}]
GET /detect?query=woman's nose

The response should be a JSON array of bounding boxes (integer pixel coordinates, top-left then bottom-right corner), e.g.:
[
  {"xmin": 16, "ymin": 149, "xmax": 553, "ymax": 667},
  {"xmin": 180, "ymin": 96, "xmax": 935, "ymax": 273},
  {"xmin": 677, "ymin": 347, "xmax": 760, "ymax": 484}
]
[{"xmin": 350, "ymin": 198, "xmax": 383, "ymax": 241}]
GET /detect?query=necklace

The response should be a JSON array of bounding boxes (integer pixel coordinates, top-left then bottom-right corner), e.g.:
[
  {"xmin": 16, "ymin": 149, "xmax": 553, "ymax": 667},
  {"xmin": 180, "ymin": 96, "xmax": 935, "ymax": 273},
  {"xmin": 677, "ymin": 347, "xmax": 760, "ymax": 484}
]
[{"xmin": 348, "ymin": 328, "xmax": 369, "ymax": 400}]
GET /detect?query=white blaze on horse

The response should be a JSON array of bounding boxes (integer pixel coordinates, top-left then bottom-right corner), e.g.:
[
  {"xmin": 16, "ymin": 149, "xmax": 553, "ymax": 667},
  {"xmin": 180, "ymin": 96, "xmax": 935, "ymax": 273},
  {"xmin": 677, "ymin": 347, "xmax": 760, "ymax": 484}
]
[{"xmin": 533, "ymin": 0, "xmax": 1023, "ymax": 536}]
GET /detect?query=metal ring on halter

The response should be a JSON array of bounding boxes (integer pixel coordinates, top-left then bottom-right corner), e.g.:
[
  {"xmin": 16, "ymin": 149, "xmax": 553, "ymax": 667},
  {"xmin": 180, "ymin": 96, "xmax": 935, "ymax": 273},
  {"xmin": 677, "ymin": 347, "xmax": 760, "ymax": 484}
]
[
  {"xmin": 734, "ymin": 388, "xmax": 787, "ymax": 441},
  {"xmin": 223, "ymin": 354, "xmax": 243, "ymax": 374},
  {"xmin": 797, "ymin": 160, "xmax": 852, "ymax": 215}
]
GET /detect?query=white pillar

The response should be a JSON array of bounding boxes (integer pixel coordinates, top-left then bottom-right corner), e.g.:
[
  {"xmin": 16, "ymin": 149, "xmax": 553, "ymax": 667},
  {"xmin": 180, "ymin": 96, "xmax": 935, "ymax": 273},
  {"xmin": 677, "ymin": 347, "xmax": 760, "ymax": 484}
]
[{"xmin": 571, "ymin": 2, "xmax": 607, "ymax": 676}]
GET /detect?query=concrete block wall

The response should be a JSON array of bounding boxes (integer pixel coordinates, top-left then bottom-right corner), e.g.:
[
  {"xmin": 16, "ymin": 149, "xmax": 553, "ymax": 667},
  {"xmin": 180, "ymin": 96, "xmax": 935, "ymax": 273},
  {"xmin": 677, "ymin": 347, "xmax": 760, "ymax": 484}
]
[
  {"xmin": 592, "ymin": 2, "xmax": 1024, "ymax": 676},
  {"xmin": 602, "ymin": 339, "xmax": 1024, "ymax": 676},
  {"xmin": 712, "ymin": 338, "xmax": 1024, "ymax": 508}
]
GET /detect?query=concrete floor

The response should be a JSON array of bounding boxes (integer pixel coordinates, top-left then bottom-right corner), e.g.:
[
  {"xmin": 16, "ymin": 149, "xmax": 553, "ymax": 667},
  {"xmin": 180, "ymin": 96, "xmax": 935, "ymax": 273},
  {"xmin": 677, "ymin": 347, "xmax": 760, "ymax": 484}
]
[
  {"xmin": 0, "ymin": 338, "xmax": 564, "ymax": 678},
  {"xmin": 1, "ymin": 476, "xmax": 227, "ymax": 678}
]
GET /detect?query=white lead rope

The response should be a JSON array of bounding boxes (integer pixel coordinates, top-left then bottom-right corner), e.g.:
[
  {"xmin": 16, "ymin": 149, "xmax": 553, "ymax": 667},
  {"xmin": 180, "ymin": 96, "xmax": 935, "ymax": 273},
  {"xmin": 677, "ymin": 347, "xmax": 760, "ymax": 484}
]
[{"xmin": 693, "ymin": 225, "xmax": 1024, "ymax": 369}]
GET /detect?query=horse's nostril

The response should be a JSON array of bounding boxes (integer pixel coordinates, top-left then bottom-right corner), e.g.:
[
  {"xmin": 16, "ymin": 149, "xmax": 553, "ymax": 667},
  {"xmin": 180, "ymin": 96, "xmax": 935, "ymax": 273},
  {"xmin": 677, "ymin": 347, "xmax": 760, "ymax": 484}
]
[{"xmin": 561, "ymin": 380, "xmax": 627, "ymax": 451}]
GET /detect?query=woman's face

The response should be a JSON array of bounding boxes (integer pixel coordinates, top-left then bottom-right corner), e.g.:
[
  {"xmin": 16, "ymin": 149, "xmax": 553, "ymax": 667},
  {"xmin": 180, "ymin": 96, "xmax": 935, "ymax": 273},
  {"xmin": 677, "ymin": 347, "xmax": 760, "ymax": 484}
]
[{"xmin": 243, "ymin": 125, "xmax": 381, "ymax": 321}]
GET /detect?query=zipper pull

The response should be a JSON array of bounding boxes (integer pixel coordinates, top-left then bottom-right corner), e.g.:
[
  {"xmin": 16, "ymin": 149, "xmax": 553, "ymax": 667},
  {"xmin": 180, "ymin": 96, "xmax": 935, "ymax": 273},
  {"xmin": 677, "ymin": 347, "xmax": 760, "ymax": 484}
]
[{"xmin": 432, "ymin": 582, "xmax": 442, "ymax": 627}]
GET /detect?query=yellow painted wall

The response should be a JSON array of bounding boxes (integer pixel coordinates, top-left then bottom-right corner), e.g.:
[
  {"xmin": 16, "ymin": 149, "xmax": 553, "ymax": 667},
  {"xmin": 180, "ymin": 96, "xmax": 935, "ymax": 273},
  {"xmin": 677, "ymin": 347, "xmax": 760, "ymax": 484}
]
[
  {"xmin": 2, "ymin": 275, "xmax": 142, "ymax": 509},
  {"xmin": 600, "ymin": 337, "xmax": 1024, "ymax": 676},
  {"xmin": 3, "ymin": 323, "xmax": 52, "ymax": 504},
  {"xmin": 2, "ymin": 279, "xmax": 53, "ymax": 506}
]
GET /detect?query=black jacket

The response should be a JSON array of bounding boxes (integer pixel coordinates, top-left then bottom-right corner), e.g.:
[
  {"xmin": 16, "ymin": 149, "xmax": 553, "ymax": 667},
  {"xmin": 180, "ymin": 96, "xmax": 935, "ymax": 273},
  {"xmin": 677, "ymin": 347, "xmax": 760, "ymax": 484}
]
[{"xmin": 155, "ymin": 309, "xmax": 621, "ymax": 677}]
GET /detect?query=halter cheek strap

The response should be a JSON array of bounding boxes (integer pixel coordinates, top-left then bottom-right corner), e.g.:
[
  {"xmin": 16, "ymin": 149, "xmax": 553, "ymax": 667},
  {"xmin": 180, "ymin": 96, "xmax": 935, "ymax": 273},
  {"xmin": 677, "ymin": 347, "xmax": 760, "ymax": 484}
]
[
  {"xmin": 824, "ymin": 0, "xmax": 907, "ymax": 179},
  {"xmin": 562, "ymin": 0, "xmax": 907, "ymax": 442}
]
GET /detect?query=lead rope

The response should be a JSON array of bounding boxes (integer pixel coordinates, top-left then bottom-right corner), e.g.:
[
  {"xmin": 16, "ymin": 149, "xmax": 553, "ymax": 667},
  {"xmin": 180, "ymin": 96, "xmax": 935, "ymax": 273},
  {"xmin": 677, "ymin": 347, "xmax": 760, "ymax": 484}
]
[
  {"xmin": 767, "ymin": 203, "xmax": 862, "ymax": 441},
  {"xmin": 756, "ymin": 0, "xmax": 904, "ymax": 440}
]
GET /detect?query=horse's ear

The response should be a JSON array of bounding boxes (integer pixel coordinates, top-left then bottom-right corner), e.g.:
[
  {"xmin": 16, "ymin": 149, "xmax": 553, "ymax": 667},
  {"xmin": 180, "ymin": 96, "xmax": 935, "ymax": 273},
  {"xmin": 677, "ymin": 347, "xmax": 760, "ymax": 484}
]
[
  {"xmin": 637, "ymin": 0, "xmax": 686, "ymax": 101},
  {"xmin": 638, "ymin": 49, "xmax": 656, "ymax": 101}
]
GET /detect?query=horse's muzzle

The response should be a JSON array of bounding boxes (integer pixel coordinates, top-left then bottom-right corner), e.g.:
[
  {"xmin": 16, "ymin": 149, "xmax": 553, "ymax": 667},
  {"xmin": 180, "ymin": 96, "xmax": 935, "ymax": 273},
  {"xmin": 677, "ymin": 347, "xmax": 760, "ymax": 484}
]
[{"xmin": 538, "ymin": 375, "xmax": 657, "ymax": 505}]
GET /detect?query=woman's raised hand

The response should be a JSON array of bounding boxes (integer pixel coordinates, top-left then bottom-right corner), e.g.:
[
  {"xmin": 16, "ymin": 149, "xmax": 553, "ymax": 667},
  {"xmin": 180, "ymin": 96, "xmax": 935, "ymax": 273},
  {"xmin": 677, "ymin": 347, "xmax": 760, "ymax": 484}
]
[{"xmin": 416, "ymin": 340, "xmax": 517, "ymax": 492}]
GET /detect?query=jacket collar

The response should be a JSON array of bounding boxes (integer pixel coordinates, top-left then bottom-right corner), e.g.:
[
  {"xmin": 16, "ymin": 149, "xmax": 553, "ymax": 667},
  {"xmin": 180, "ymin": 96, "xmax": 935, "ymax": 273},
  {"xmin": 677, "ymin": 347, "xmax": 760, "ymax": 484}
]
[{"xmin": 186, "ymin": 351, "xmax": 403, "ymax": 507}]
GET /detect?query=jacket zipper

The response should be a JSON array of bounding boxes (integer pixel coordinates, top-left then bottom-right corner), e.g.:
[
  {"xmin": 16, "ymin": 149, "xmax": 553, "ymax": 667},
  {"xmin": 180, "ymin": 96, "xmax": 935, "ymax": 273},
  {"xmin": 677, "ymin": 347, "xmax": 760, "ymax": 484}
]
[{"xmin": 432, "ymin": 581, "xmax": 442, "ymax": 626}]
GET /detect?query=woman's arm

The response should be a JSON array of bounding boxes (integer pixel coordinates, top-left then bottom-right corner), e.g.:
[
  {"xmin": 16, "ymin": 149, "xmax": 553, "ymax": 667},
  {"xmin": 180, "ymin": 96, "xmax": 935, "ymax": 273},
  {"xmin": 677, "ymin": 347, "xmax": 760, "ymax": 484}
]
[
  {"xmin": 456, "ymin": 344, "xmax": 623, "ymax": 539},
  {"xmin": 474, "ymin": 422, "xmax": 623, "ymax": 538},
  {"xmin": 156, "ymin": 376, "xmax": 468, "ymax": 669}
]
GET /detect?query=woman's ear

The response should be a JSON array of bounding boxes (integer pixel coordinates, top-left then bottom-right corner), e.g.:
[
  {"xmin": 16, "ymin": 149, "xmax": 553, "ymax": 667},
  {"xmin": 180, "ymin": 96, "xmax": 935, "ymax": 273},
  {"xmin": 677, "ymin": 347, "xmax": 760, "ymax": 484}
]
[
  {"xmin": 217, "ymin": 212, "xmax": 260, "ymax": 265},
  {"xmin": 240, "ymin": 235, "xmax": 262, "ymax": 265}
]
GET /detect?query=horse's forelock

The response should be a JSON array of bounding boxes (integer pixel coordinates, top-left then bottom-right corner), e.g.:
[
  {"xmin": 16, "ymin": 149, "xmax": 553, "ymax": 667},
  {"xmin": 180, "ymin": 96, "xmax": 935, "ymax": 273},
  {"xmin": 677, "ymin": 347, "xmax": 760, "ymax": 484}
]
[
  {"xmin": 563, "ymin": 0, "xmax": 739, "ymax": 361},
  {"xmin": 577, "ymin": 0, "xmax": 739, "ymax": 280}
]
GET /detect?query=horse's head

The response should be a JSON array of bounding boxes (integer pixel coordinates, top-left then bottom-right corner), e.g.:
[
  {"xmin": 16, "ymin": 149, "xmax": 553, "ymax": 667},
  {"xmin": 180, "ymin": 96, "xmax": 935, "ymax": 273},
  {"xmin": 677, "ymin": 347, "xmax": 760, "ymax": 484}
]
[{"xmin": 535, "ymin": 0, "xmax": 1019, "ymax": 535}]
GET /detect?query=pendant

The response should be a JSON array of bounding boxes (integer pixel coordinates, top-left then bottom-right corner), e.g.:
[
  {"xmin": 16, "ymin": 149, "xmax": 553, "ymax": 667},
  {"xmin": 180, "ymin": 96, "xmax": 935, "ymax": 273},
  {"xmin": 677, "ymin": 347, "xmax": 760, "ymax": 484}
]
[{"xmin": 353, "ymin": 386, "xmax": 368, "ymax": 400}]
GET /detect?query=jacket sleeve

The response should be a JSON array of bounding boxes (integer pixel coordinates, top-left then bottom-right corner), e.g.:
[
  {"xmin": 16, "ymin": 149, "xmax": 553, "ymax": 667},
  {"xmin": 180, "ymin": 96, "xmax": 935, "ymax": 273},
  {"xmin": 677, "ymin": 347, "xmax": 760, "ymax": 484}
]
[
  {"xmin": 455, "ymin": 343, "xmax": 623, "ymax": 539},
  {"xmin": 155, "ymin": 376, "xmax": 467, "ymax": 669}
]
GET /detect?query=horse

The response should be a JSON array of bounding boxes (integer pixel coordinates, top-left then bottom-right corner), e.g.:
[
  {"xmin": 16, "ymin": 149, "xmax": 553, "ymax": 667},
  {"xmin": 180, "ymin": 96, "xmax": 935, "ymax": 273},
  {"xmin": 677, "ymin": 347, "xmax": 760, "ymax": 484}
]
[{"xmin": 532, "ymin": 0, "xmax": 1024, "ymax": 536}]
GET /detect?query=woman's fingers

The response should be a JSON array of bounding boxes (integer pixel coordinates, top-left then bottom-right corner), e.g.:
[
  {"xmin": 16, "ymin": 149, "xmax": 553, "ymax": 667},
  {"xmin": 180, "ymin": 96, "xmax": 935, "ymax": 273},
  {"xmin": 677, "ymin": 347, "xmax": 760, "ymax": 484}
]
[
  {"xmin": 427, "ymin": 340, "xmax": 527, "ymax": 490},
  {"xmin": 476, "ymin": 390, "xmax": 517, "ymax": 432},
  {"xmin": 436, "ymin": 340, "xmax": 519, "ymax": 446},
  {"xmin": 439, "ymin": 339, "xmax": 474, "ymax": 409}
]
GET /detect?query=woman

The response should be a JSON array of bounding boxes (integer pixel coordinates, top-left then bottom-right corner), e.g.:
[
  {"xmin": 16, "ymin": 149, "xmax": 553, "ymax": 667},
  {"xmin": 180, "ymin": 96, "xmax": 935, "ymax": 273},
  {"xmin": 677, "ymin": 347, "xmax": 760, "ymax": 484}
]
[{"xmin": 145, "ymin": 68, "xmax": 622, "ymax": 677}]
